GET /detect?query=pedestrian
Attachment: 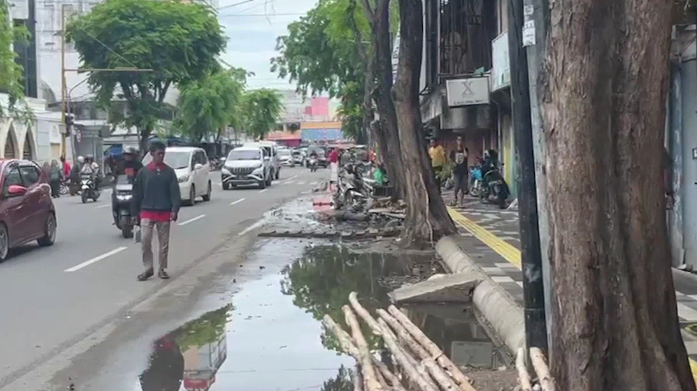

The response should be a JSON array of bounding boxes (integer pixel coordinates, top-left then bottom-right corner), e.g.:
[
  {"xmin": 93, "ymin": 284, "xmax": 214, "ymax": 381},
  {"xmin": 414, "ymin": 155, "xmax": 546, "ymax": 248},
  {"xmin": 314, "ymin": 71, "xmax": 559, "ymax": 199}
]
[
  {"xmin": 449, "ymin": 136, "xmax": 469, "ymax": 207},
  {"xmin": 60, "ymin": 156, "xmax": 71, "ymax": 179},
  {"xmin": 428, "ymin": 138, "xmax": 447, "ymax": 192},
  {"xmin": 49, "ymin": 160, "xmax": 62, "ymax": 198},
  {"xmin": 132, "ymin": 141, "xmax": 181, "ymax": 281},
  {"xmin": 329, "ymin": 147, "xmax": 339, "ymax": 184}
]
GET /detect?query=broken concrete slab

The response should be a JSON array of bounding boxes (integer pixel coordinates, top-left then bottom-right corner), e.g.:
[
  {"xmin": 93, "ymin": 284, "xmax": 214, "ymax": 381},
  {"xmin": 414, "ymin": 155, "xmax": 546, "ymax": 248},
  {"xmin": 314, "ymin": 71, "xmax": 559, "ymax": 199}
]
[{"xmin": 388, "ymin": 273, "xmax": 480, "ymax": 304}]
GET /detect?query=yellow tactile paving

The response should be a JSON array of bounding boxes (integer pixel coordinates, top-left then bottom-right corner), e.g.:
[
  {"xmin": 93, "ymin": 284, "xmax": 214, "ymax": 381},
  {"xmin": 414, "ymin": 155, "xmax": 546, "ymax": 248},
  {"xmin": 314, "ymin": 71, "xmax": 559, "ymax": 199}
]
[{"xmin": 447, "ymin": 206, "xmax": 697, "ymax": 384}]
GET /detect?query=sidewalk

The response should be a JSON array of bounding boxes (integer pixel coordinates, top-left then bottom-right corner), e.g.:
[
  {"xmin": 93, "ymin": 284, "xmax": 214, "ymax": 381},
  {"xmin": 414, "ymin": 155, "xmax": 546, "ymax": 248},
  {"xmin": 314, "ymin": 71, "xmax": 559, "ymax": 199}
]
[{"xmin": 442, "ymin": 190, "xmax": 697, "ymax": 379}]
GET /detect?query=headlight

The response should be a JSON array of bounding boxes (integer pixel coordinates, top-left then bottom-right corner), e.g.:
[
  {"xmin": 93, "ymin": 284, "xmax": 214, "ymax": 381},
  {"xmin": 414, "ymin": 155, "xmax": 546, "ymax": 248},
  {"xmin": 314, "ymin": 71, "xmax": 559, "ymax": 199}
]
[
  {"xmin": 116, "ymin": 194, "xmax": 132, "ymax": 201},
  {"xmin": 178, "ymin": 174, "xmax": 189, "ymax": 183},
  {"xmin": 221, "ymin": 167, "xmax": 231, "ymax": 175}
]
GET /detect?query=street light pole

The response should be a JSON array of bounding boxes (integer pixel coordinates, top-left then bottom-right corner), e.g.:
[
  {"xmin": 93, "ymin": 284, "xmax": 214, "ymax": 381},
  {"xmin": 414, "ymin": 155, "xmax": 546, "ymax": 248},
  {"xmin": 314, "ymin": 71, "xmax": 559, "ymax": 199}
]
[{"xmin": 60, "ymin": 4, "xmax": 67, "ymax": 157}]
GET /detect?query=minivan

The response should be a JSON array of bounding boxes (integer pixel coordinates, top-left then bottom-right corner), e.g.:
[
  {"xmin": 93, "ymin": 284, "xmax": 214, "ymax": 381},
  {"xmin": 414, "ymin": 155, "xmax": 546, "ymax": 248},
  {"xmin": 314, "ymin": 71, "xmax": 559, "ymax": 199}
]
[
  {"xmin": 142, "ymin": 146, "xmax": 212, "ymax": 205},
  {"xmin": 221, "ymin": 147, "xmax": 272, "ymax": 189},
  {"xmin": 243, "ymin": 142, "xmax": 281, "ymax": 180}
]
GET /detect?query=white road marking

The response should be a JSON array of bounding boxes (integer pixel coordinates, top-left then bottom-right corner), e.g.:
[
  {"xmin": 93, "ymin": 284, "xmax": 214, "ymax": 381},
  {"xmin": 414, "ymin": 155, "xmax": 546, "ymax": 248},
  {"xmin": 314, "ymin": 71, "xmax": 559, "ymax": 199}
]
[
  {"xmin": 259, "ymin": 189, "xmax": 268, "ymax": 194},
  {"xmin": 678, "ymin": 303, "xmax": 697, "ymax": 322},
  {"xmin": 213, "ymin": 181, "xmax": 222, "ymax": 186},
  {"xmin": 286, "ymin": 175, "xmax": 298, "ymax": 182},
  {"xmin": 95, "ymin": 204, "xmax": 110, "ymax": 209},
  {"xmin": 297, "ymin": 181, "xmax": 306, "ymax": 185},
  {"xmin": 283, "ymin": 181, "xmax": 294, "ymax": 185},
  {"xmin": 229, "ymin": 198, "xmax": 246, "ymax": 206},
  {"xmin": 65, "ymin": 247, "xmax": 128, "ymax": 272},
  {"xmin": 238, "ymin": 220, "xmax": 264, "ymax": 236},
  {"xmin": 310, "ymin": 181, "xmax": 318, "ymax": 185},
  {"xmin": 178, "ymin": 214, "xmax": 206, "ymax": 226}
]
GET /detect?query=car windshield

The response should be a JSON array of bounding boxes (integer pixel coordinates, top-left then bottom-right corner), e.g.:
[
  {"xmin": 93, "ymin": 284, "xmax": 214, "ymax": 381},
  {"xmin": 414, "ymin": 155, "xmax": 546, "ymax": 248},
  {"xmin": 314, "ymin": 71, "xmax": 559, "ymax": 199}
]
[
  {"xmin": 228, "ymin": 150, "xmax": 261, "ymax": 160},
  {"xmin": 278, "ymin": 150, "xmax": 291, "ymax": 157},
  {"xmin": 142, "ymin": 151, "xmax": 191, "ymax": 169}
]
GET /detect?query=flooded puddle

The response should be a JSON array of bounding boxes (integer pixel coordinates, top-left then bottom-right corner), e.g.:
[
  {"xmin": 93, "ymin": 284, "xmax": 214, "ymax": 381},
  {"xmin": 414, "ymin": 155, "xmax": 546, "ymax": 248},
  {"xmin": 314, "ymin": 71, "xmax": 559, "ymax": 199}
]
[{"xmin": 135, "ymin": 241, "xmax": 508, "ymax": 391}]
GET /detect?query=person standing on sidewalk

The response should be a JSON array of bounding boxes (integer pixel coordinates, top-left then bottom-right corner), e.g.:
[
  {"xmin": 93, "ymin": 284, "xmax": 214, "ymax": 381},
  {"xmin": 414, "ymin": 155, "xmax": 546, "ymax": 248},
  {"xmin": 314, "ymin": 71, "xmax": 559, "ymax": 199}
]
[
  {"xmin": 428, "ymin": 138, "xmax": 447, "ymax": 192},
  {"xmin": 132, "ymin": 142, "xmax": 181, "ymax": 281},
  {"xmin": 449, "ymin": 136, "xmax": 469, "ymax": 207}
]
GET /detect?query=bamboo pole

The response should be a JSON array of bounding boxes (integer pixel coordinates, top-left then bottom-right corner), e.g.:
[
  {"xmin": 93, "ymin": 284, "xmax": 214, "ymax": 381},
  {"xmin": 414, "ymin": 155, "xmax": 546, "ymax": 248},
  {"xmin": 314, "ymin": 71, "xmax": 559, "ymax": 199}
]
[
  {"xmin": 530, "ymin": 348, "xmax": 555, "ymax": 391},
  {"xmin": 322, "ymin": 315, "xmax": 406, "ymax": 391},
  {"xmin": 388, "ymin": 305, "xmax": 474, "ymax": 390},
  {"xmin": 374, "ymin": 317, "xmax": 440, "ymax": 391},
  {"xmin": 342, "ymin": 305, "xmax": 384, "ymax": 391},
  {"xmin": 354, "ymin": 365, "xmax": 364, "ymax": 391},
  {"xmin": 347, "ymin": 293, "xmax": 438, "ymax": 391},
  {"xmin": 516, "ymin": 348, "xmax": 532, "ymax": 391},
  {"xmin": 377, "ymin": 309, "xmax": 476, "ymax": 391}
]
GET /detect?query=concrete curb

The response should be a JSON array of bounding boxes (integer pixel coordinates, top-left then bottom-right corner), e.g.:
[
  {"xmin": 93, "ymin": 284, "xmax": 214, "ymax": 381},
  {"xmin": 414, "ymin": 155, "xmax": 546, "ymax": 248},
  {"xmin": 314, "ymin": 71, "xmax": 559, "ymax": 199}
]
[{"xmin": 436, "ymin": 236, "xmax": 525, "ymax": 354}]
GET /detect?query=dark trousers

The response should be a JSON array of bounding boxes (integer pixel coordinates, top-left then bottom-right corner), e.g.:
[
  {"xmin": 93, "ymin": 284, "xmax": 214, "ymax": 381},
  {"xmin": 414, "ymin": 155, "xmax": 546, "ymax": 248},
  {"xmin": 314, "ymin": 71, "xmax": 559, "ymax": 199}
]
[
  {"xmin": 433, "ymin": 166, "xmax": 443, "ymax": 193},
  {"xmin": 50, "ymin": 180, "xmax": 60, "ymax": 198}
]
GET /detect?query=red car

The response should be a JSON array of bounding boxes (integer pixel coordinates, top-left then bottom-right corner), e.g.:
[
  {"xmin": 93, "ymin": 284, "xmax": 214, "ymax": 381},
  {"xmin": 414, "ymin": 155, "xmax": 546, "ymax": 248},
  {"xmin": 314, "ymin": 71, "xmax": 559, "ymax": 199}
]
[{"xmin": 0, "ymin": 159, "xmax": 56, "ymax": 261}]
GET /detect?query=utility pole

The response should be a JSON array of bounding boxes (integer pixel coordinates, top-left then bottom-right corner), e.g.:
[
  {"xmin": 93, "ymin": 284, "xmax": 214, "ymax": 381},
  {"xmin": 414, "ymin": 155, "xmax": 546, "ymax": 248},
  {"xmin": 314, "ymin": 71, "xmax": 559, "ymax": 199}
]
[{"xmin": 507, "ymin": 0, "xmax": 547, "ymax": 350}]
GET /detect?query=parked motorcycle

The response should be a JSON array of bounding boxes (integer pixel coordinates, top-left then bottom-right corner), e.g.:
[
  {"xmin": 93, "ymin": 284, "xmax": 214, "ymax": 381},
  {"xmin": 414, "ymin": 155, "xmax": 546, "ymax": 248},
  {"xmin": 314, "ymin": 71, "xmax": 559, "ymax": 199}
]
[
  {"xmin": 80, "ymin": 174, "xmax": 101, "ymax": 203},
  {"xmin": 112, "ymin": 175, "xmax": 134, "ymax": 238},
  {"xmin": 480, "ymin": 167, "xmax": 509, "ymax": 209},
  {"xmin": 334, "ymin": 164, "xmax": 373, "ymax": 212}
]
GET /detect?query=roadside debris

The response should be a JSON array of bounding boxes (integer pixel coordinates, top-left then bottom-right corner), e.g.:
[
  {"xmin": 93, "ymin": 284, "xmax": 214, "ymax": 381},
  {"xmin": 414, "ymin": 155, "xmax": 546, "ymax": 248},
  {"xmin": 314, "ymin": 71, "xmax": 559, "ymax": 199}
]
[
  {"xmin": 516, "ymin": 347, "xmax": 556, "ymax": 391},
  {"xmin": 323, "ymin": 291, "xmax": 478, "ymax": 391},
  {"xmin": 388, "ymin": 273, "xmax": 480, "ymax": 304}
]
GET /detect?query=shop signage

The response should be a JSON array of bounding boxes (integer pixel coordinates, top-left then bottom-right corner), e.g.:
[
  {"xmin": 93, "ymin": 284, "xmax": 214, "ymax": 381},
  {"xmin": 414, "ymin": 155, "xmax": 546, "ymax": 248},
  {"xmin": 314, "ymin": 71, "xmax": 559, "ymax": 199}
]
[
  {"xmin": 445, "ymin": 77, "xmax": 490, "ymax": 107},
  {"xmin": 491, "ymin": 31, "xmax": 510, "ymax": 91}
]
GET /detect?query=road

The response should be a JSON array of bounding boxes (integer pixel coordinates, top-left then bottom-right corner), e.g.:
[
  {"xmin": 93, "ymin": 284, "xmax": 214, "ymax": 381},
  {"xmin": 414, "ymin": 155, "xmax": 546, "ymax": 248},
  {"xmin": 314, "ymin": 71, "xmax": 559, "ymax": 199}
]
[{"xmin": 0, "ymin": 166, "xmax": 328, "ymax": 389}]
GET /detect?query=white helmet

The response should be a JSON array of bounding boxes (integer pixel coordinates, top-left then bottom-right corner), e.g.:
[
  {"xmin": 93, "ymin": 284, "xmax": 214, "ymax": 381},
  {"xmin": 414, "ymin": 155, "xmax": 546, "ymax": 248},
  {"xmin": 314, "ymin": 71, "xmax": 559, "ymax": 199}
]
[{"xmin": 77, "ymin": 156, "xmax": 84, "ymax": 164}]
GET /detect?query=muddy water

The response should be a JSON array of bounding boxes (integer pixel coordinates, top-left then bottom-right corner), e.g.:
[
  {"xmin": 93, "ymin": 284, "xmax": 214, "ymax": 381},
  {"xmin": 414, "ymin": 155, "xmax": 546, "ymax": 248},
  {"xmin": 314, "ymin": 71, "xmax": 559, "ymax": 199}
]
[{"xmin": 135, "ymin": 240, "xmax": 507, "ymax": 391}]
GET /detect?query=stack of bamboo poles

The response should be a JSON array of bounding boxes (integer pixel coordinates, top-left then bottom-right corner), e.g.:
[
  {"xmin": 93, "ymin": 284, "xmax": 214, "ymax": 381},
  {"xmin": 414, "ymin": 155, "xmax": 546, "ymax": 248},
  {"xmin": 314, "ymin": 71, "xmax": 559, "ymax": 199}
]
[
  {"xmin": 322, "ymin": 292, "xmax": 478, "ymax": 391},
  {"xmin": 516, "ymin": 347, "xmax": 556, "ymax": 391}
]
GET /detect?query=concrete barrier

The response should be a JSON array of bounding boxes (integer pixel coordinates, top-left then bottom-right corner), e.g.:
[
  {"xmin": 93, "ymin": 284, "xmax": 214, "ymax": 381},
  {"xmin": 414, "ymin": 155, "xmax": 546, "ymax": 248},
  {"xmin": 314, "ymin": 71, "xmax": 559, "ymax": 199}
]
[{"xmin": 436, "ymin": 236, "xmax": 525, "ymax": 354}]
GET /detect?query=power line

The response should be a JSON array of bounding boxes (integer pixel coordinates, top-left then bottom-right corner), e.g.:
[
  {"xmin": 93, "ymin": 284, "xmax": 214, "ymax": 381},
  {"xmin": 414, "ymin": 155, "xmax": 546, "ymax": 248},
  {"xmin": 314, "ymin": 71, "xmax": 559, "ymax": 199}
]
[
  {"xmin": 218, "ymin": 12, "xmax": 304, "ymax": 17},
  {"xmin": 216, "ymin": 0, "xmax": 255, "ymax": 11},
  {"xmin": 70, "ymin": 24, "xmax": 140, "ymax": 69}
]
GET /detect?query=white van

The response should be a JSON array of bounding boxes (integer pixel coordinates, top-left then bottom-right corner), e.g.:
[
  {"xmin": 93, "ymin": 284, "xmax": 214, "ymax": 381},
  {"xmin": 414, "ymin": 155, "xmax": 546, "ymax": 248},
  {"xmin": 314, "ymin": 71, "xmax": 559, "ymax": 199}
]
[
  {"xmin": 244, "ymin": 142, "xmax": 281, "ymax": 180},
  {"xmin": 142, "ymin": 146, "xmax": 211, "ymax": 205}
]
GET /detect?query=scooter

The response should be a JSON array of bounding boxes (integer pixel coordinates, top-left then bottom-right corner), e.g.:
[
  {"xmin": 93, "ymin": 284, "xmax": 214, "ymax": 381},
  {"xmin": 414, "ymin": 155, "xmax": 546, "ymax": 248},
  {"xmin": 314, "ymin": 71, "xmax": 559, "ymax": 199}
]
[
  {"xmin": 308, "ymin": 157, "xmax": 318, "ymax": 172},
  {"xmin": 80, "ymin": 174, "xmax": 101, "ymax": 203},
  {"xmin": 112, "ymin": 175, "xmax": 134, "ymax": 238},
  {"xmin": 469, "ymin": 165, "xmax": 483, "ymax": 197},
  {"xmin": 480, "ymin": 168, "xmax": 509, "ymax": 209}
]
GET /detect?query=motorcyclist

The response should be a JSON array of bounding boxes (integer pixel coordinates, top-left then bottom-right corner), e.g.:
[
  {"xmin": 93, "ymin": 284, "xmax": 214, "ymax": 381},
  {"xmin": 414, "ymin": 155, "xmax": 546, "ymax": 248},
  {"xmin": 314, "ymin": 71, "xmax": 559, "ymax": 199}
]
[
  {"xmin": 80, "ymin": 155, "xmax": 101, "ymax": 190},
  {"xmin": 115, "ymin": 147, "xmax": 143, "ymax": 181},
  {"xmin": 480, "ymin": 149, "xmax": 500, "ymax": 188}
]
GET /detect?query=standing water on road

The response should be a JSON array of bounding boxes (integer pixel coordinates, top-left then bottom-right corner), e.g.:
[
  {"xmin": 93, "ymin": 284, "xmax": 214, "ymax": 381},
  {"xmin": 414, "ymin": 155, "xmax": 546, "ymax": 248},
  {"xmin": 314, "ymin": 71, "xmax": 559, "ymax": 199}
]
[{"xmin": 132, "ymin": 239, "xmax": 509, "ymax": 391}]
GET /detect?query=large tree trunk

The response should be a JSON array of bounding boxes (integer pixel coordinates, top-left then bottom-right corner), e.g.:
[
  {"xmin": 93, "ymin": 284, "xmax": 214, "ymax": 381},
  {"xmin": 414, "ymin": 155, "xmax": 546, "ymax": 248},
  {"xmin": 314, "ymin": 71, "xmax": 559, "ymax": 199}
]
[
  {"xmin": 540, "ymin": 0, "xmax": 694, "ymax": 390},
  {"xmin": 393, "ymin": 0, "xmax": 456, "ymax": 246},
  {"xmin": 363, "ymin": 0, "xmax": 406, "ymax": 199},
  {"xmin": 348, "ymin": 0, "xmax": 376, "ymax": 151}
]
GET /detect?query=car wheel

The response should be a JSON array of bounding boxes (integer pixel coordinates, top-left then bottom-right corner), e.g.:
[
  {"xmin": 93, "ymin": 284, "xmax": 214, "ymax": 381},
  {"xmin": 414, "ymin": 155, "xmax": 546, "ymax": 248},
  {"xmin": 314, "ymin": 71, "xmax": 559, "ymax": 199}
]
[
  {"xmin": 0, "ymin": 224, "xmax": 8, "ymax": 261},
  {"xmin": 223, "ymin": 182, "xmax": 230, "ymax": 191},
  {"xmin": 266, "ymin": 175, "xmax": 272, "ymax": 186},
  {"xmin": 186, "ymin": 185, "xmax": 196, "ymax": 206},
  {"xmin": 203, "ymin": 181, "xmax": 212, "ymax": 201},
  {"xmin": 38, "ymin": 213, "xmax": 57, "ymax": 247}
]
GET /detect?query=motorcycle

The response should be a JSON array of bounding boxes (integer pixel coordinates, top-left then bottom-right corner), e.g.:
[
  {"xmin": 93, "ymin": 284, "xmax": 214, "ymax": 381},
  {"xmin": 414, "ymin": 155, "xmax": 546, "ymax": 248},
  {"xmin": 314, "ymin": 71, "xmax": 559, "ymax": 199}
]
[
  {"xmin": 112, "ymin": 175, "xmax": 134, "ymax": 238},
  {"xmin": 80, "ymin": 174, "xmax": 101, "ymax": 203},
  {"xmin": 480, "ymin": 167, "xmax": 509, "ymax": 209},
  {"xmin": 469, "ymin": 165, "xmax": 483, "ymax": 198},
  {"xmin": 308, "ymin": 156, "xmax": 318, "ymax": 172},
  {"xmin": 334, "ymin": 165, "xmax": 372, "ymax": 212}
]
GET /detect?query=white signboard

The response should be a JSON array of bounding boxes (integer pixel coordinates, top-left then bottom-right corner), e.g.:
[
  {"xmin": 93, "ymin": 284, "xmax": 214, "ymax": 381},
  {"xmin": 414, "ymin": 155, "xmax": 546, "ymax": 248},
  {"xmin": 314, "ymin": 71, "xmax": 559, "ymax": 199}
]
[
  {"xmin": 491, "ymin": 32, "xmax": 510, "ymax": 91},
  {"xmin": 391, "ymin": 31, "xmax": 400, "ymax": 83},
  {"xmin": 8, "ymin": 0, "xmax": 28, "ymax": 20},
  {"xmin": 446, "ymin": 77, "xmax": 490, "ymax": 107},
  {"xmin": 523, "ymin": 20, "xmax": 536, "ymax": 46}
]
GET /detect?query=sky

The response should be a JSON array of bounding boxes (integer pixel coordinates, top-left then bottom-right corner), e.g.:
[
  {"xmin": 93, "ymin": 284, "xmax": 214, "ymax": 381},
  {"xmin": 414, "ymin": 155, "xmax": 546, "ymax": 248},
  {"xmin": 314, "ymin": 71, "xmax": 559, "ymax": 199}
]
[{"xmin": 217, "ymin": 0, "xmax": 319, "ymax": 90}]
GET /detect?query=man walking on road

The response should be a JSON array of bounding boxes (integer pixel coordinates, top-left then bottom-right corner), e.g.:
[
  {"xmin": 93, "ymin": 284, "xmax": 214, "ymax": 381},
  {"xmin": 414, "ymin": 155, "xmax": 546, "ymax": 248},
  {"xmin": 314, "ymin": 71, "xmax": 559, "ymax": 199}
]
[
  {"xmin": 132, "ymin": 142, "xmax": 181, "ymax": 281},
  {"xmin": 449, "ymin": 136, "xmax": 469, "ymax": 207}
]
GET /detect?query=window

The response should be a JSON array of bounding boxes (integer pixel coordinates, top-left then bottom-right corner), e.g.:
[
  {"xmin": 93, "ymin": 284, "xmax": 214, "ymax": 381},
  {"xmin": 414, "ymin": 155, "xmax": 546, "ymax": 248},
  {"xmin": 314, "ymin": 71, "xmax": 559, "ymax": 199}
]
[
  {"xmin": 198, "ymin": 150, "xmax": 208, "ymax": 164},
  {"xmin": 3, "ymin": 167, "xmax": 22, "ymax": 194},
  {"xmin": 19, "ymin": 166, "xmax": 41, "ymax": 187}
]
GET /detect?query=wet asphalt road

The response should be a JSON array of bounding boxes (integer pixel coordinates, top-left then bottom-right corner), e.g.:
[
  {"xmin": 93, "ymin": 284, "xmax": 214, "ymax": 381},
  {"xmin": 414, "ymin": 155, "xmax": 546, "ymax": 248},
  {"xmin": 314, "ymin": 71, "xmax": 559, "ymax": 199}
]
[{"xmin": 0, "ymin": 166, "xmax": 329, "ymax": 390}]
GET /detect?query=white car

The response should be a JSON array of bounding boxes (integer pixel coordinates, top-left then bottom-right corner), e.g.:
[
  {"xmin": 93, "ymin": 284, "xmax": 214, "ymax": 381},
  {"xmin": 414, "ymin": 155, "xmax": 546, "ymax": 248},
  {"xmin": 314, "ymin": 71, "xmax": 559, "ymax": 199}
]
[
  {"xmin": 143, "ymin": 146, "xmax": 212, "ymax": 206},
  {"xmin": 244, "ymin": 142, "xmax": 281, "ymax": 180},
  {"xmin": 278, "ymin": 148, "xmax": 294, "ymax": 167},
  {"xmin": 221, "ymin": 147, "xmax": 273, "ymax": 189}
]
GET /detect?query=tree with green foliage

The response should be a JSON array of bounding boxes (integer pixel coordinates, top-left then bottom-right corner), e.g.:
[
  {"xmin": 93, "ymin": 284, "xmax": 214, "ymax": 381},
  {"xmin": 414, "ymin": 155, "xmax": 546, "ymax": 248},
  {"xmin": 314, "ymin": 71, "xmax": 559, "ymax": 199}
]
[
  {"xmin": 271, "ymin": 0, "xmax": 369, "ymax": 143},
  {"xmin": 67, "ymin": 0, "xmax": 226, "ymax": 152},
  {"xmin": 175, "ymin": 69, "xmax": 245, "ymax": 142},
  {"xmin": 241, "ymin": 88, "xmax": 283, "ymax": 140},
  {"xmin": 0, "ymin": 0, "xmax": 31, "ymax": 119}
]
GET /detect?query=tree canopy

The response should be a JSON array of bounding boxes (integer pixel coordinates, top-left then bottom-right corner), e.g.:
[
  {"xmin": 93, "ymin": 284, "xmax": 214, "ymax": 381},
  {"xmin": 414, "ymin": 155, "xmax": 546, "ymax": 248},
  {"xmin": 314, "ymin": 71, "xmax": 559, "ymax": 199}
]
[
  {"xmin": 271, "ymin": 0, "xmax": 369, "ymax": 142},
  {"xmin": 0, "ymin": 0, "xmax": 31, "ymax": 118},
  {"xmin": 241, "ymin": 88, "xmax": 283, "ymax": 140},
  {"xmin": 67, "ymin": 0, "xmax": 226, "ymax": 150},
  {"xmin": 175, "ymin": 69, "xmax": 246, "ymax": 142}
]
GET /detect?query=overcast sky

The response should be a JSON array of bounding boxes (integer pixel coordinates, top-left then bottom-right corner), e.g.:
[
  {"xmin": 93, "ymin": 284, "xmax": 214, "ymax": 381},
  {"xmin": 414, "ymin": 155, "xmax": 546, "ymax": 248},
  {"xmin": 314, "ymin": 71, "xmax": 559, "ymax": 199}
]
[{"xmin": 217, "ymin": 0, "xmax": 318, "ymax": 90}]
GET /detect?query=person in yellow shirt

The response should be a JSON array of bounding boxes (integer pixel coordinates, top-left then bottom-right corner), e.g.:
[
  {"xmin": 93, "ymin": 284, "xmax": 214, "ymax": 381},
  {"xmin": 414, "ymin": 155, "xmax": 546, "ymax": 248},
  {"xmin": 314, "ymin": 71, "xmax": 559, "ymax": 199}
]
[{"xmin": 428, "ymin": 138, "xmax": 447, "ymax": 192}]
